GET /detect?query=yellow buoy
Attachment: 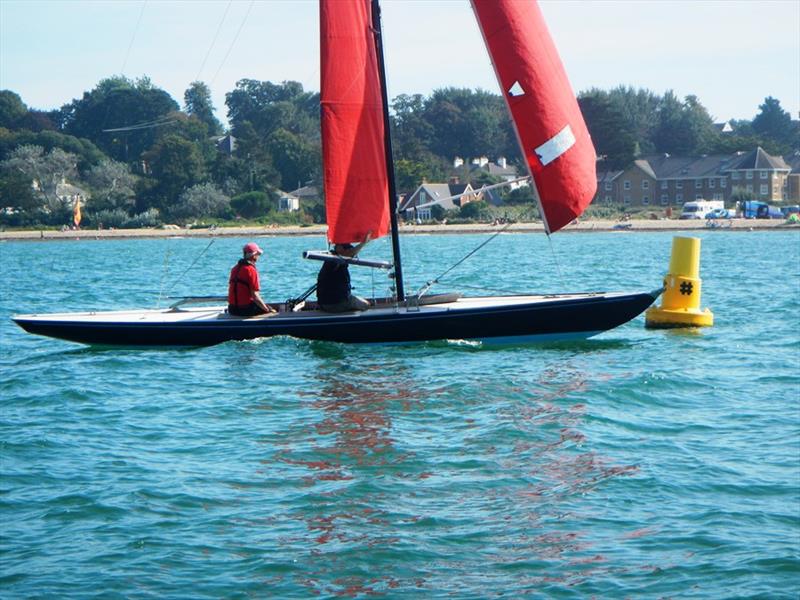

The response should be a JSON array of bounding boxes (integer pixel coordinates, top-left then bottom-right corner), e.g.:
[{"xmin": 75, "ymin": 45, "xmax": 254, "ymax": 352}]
[{"xmin": 645, "ymin": 236, "xmax": 714, "ymax": 328}]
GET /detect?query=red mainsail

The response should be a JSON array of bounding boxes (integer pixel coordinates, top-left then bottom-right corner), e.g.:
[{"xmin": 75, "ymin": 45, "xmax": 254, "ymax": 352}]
[
  {"xmin": 320, "ymin": 0, "xmax": 390, "ymax": 244},
  {"xmin": 471, "ymin": 0, "xmax": 597, "ymax": 234}
]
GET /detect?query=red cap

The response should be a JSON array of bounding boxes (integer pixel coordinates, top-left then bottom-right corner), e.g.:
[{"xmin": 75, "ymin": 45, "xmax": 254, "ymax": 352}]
[{"xmin": 243, "ymin": 242, "xmax": 263, "ymax": 257}]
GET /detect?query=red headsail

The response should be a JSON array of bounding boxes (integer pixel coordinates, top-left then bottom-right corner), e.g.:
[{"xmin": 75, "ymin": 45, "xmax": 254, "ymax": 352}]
[
  {"xmin": 320, "ymin": 0, "xmax": 390, "ymax": 244},
  {"xmin": 471, "ymin": 0, "xmax": 597, "ymax": 234}
]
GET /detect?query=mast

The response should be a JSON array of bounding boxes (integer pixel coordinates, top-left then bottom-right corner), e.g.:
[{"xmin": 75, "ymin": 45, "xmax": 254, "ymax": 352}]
[{"xmin": 370, "ymin": 0, "xmax": 405, "ymax": 301}]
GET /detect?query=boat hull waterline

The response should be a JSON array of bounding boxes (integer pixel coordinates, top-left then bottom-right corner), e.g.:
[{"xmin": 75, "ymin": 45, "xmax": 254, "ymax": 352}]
[{"xmin": 12, "ymin": 291, "xmax": 658, "ymax": 347}]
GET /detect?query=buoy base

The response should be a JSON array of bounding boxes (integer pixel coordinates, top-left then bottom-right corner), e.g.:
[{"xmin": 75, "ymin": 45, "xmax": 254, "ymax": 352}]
[{"xmin": 645, "ymin": 306, "xmax": 714, "ymax": 329}]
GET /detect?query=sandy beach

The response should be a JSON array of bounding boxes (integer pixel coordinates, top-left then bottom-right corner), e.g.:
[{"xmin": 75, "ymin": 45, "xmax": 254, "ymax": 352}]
[{"xmin": 0, "ymin": 218, "xmax": 796, "ymax": 241}]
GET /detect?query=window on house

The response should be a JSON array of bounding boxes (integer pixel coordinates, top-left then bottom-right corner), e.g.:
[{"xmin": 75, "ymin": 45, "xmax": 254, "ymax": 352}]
[
  {"xmin": 695, "ymin": 194, "xmax": 703, "ymax": 200},
  {"xmin": 720, "ymin": 178, "xmax": 727, "ymax": 188},
  {"xmin": 661, "ymin": 181, "xmax": 668, "ymax": 190},
  {"xmin": 642, "ymin": 195, "xmax": 650, "ymax": 205},
  {"xmin": 760, "ymin": 171, "xmax": 768, "ymax": 179},
  {"xmin": 605, "ymin": 182, "xmax": 612, "ymax": 191},
  {"xmin": 695, "ymin": 180, "xmax": 702, "ymax": 189},
  {"xmin": 642, "ymin": 180, "xmax": 650, "ymax": 190},
  {"xmin": 676, "ymin": 181, "xmax": 683, "ymax": 189},
  {"xmin": 746, "ymin": 184, "xmax": 753, "ymax": 192},
  {"xmin": 760, "ymin": 184, "xmax": 768, "ymax": 195},
  {"xmin": 713, "ymin": 193, "xmax": 723, "ymax": 201},
  {"xmin": 746, "ymin": 171, "xmax": 753, "ymax": 179},
  {"xmin": 604, "ymin": 195, "xmax": 613, "ymax": 203},
  {"xmin": 676, "ymin": 193, "xmax": 683, "ymax": 202},
  {"xmin": 660, "ymin": 194, "xmax": 669, "ymax": 205},
  {"xmin": 623, "ymin": 194, "xmax": 631, "ymax": 205},
  {"xmin": 709, "ymin": 179, "xmax": 715, "ymax": 188},
  {"xmin": 624, "ymin": 180, "xmax": 631, "ymax": 190},
  {"xmin": 732, "ymin": 172, "xmax": 740, "ymax": 180}
]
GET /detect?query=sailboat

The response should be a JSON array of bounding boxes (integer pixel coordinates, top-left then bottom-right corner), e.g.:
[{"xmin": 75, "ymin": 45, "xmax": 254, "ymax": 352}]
[{"xmin": 12, "ymin": 0, "xmax": 659, "ymax": 347}]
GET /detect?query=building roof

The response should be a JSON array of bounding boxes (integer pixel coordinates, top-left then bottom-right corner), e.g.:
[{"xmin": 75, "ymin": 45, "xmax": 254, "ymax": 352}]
[
  {"xmin": 639, "ymin": 154, "xmax": 733, "ymax": 179},
  {"xmin": 289, "ymin": 185, "xmax": 320, "ymax": 199},
  {"xmin": 399, "ymin": 182, "xmax": 473, "ymax": 212},
  {"xmin": 783, "ymin": 150, "xmax": 800, "ymax": 174},
  {"xmin": 596, "ymin": 170, "xmax": 624, "ymax": 183},
  {"xmin": 724, "ymin": 147, "xmax": 790, "ymax": 171}
]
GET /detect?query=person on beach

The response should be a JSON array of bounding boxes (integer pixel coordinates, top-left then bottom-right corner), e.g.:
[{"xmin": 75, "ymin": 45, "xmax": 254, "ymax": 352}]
[
  {"xmin": 228, "ymin": 242, "xmax": 276, "ymax": 317},
  {"xmin": 316, "ymin": 233, "xmax": 372, "ymax": 313}
]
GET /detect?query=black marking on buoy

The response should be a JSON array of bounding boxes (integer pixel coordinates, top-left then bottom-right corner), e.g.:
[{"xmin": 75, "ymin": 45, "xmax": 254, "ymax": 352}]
[{"xmin": 680, "ymin": 281, "xmax": 693, "ymax": 295}]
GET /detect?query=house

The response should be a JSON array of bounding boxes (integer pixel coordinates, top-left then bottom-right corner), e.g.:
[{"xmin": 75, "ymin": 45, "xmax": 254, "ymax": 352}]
[
  {"xmin": 451, "ymin": 156, "xmax": 524, "ymax": 189},
  {"xmin": 723, "ymin": 147, "xmax": 791, "ymax": 204},
  {"xmin": 783, "ymin": 150, "xmax": 800, "ymax": 202},
  {"xmin": 398, "ymin": 182, "xmax": 478, "ymax": 220},
  {"xmin": 595, "ymin": 147, "xmax": 792, "ymax": 208},
  {"xmin": 277, "ymin": 190, "xmax": 299, "ymax": 212},
  {"xmin": 714, "ymin": 121, "xmax": 734, "ymax": 134},
  {"xmin": 214, "ymin": 134, "xmax": 236, "ymax": 155},
  {"xmin": 288, "ymin": 184, "xmax": 321, "ymax": 203}
]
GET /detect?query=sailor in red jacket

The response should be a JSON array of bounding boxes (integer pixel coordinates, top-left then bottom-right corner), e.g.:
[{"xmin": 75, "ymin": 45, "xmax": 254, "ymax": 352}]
[{"xmin": 228, "ymin": 242, "xmax": 276, "ymax": 317}]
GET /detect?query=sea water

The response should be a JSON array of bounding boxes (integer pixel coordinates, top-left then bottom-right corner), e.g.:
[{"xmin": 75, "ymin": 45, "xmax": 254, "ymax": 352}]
[{"xmin": 1, "ymin": 231, "xmax": 798, "ymax": 598}]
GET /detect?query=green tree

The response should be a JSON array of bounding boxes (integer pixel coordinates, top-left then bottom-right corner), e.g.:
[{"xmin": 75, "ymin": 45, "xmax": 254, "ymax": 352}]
[
  {"xmin": 652, "ymin": 91, "xmax": 717, "ymax": 155},
  {"xmin": 1, "ymin": 144, "xmax": 78, "ymax": 211},
  {"xmin": 169, "ymin": 183, "xmax": 230, "ymax": 222},
  {"xmin": 0, "ymin": 170, "xmax": 37, "ymax": 213},
  {"xmin": 0, "ymin": 90, "xmax": 28, "ymax": 129},
  {"xmin": 265, "ymin": 128, "xmax": 318, "ymax": 190},
  {"xmin": 184, "ymin": 81, "xmax": 223, "ymax": 136},
  {"xmin": 579, "ymin": 91, "xmax": 637, "ymax": 169},
  {"xmin": 459, "ymin": 200, "xmax": 491, "ymax": 221},
  {"xmin": 86, "ymin": 159, "xmax": 138, "ymax": 212},
  {"xmin": 231, "ymin": 191, "xmax": 271, "ymax": 219},
  {"xmin": 59, "ymin": 76, "xmax": 180, "ymax": 163},
  {"xmin": 143, "ymin": 134, "xmax": 206, "ymax": 209},
  {"xmin": 752, "ymin": 96, "xmax": 795, "ymax": 151}
]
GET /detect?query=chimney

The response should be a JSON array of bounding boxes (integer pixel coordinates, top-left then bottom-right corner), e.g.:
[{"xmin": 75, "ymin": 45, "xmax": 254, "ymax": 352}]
[
  {"xmin": 479, "ymin": 156, "xmax": 489, "ymax": 167},
  {"xmin": 497, "ymin": 156, "xmax": 507, "ymax": 169},
  {"xmin": 453, "ymin": 156, "xmax": 463, "ymax": 168}
]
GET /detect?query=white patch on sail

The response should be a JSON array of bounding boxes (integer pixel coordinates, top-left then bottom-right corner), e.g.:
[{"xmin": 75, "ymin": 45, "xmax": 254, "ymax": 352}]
[
  {"xmin": 535, "ymin": 125, "xmax": 575, "ymax": 166},
  {"xmin": 507, "ymin": 81, "xmax": 525, "ymax": 97}
]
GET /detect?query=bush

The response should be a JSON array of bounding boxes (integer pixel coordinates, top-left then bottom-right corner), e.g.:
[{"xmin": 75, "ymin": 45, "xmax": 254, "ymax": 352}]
[
  {"xmin": 169, "ymin": 183, "xmax": 231, "ymax": 222},
  {"xmin": 231, "ymin": 191, "xmax": 271, "ymax": 219}
]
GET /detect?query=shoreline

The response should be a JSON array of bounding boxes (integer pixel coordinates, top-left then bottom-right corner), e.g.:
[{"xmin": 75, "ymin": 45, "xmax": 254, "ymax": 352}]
[{"xmin": 0, "ymin": 218, "xmax": 797, "ymax": 241}]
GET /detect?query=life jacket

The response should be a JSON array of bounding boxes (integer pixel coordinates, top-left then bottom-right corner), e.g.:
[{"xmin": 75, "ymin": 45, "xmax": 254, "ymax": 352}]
[{"xmin": 229, "ymin": 259, "xmax": 256, "ymax": 307}]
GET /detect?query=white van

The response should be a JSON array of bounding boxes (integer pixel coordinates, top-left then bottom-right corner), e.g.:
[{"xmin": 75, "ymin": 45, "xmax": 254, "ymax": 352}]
[{"xmin": 680, "ymin": 200, "xmax": 723, "ymax": 220}]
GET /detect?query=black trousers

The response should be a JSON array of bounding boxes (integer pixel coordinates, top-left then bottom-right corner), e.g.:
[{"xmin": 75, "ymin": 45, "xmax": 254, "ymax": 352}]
[{"xmin": 228, "ymin": 302, "xmax": 266, "ymax": 317}]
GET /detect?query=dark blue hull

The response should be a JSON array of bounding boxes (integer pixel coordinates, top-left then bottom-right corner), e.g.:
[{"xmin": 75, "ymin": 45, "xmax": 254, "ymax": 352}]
[{"xmin": 12, "ymin": 291, "xmax": 658, "ymax": 347}]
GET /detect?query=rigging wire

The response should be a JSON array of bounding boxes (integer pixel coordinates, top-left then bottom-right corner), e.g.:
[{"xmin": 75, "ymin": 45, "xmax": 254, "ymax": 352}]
[
  {"xmin": 210, "ymin": 0, "xmax": 256, "ymax": 87},
  {"xmin": 545, "ymin": 233, "xmax": 566, "ymax": 290},
  {"xmin": 194, "ymin": 0, "xmax": 233, "ymax": 82},
  {"xmin": 165, "ymin": 239, "xmax": 216, "ymax": 297},
  {"xmin": 121, "ymin": 0, "xmax": 148, "ymax": 74},
  {"xmin": 415, "ymin": 223, "xmax": 512, "ymax": 298},
  {"xmin": 102, "ymin": 117, "xmax": 177, "ymax": 133},
  {"xmin": 156, "ymin": 247, "xmax": 172, "ymax": 308}
]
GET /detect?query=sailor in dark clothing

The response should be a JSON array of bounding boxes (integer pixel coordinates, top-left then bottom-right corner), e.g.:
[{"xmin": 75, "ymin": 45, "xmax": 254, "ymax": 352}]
[{"xmin": 317, "ymin": 234, "xmax": 371, "ymax": 313}]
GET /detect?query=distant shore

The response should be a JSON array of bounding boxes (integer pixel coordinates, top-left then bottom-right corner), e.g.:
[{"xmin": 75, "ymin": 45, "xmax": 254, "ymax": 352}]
[{"xmin": 1, "ymin": 218, "xmax": 797, "ymax": 242}]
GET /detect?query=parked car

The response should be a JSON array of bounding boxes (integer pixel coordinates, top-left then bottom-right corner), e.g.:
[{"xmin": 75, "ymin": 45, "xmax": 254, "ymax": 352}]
[
  {"xmin": 705, "ymin": 208, "xmax": 731, "ymax": 219},
  {"xmin": 782, "ymin": 205, "xmax": 800, "ymax": 217}
]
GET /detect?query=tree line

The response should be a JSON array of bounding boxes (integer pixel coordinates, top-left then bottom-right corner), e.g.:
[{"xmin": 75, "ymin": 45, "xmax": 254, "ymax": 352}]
[{"xmin": 0, "ymin": 76, "xmax": 797, "ymax": 228}]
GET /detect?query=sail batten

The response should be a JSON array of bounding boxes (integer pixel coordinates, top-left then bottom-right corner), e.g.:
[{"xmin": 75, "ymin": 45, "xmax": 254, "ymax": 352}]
[
  {"xmin": 320, "ymin": 0, "xmax": 390, "ymax": 244},
  {"xmin": 471, "ymin": 0, "xmax": 597, "ymax": 234}
]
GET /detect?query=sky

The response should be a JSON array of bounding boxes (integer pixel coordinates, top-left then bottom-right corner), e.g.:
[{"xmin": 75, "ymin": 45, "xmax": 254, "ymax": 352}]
[{"xmin": 1, "ymin": 0, "xmax": 798, "ymax": 126}]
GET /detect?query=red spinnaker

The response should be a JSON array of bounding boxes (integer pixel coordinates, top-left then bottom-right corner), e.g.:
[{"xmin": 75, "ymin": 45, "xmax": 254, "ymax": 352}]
[
  {"xmin": 320, "ymin": 0, "xmax": 390, "ymax": 244},
  {"xmin": 471, "ymin": 0, "xmax": 597, "ymax": 234}
]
